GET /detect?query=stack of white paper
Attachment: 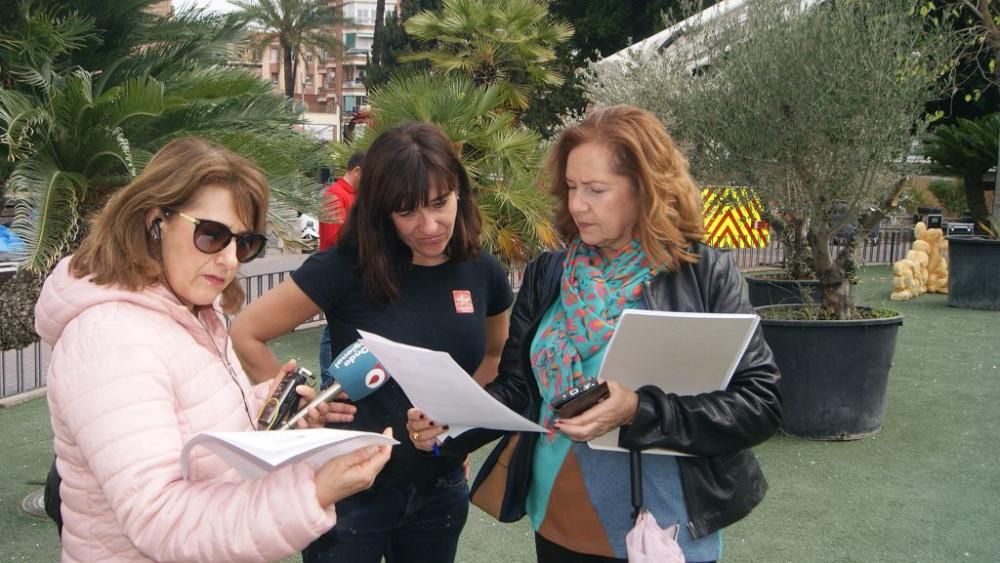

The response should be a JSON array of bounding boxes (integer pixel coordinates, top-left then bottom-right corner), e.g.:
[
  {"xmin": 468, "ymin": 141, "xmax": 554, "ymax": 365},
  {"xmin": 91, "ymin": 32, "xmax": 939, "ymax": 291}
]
[{"xmin": 358, "ymin": 330, "xmax": 547, "ymax": 439}]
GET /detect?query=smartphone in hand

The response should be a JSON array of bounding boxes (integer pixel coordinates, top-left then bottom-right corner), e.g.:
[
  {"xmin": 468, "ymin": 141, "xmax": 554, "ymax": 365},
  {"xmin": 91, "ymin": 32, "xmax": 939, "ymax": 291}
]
[
  {"xmin": 551, "ymin": 379, "xmax": 610, "ymax": 418},
  {"xmin": 257, "ymin": 367, "xmax": 311, "ymax": 430}
]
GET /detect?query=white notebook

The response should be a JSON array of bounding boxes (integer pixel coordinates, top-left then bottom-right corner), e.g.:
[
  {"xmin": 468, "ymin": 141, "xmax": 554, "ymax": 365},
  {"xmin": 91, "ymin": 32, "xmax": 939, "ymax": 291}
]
[
  {"xmin": 181, "ymin": 428, "xmax": 398, "ymax": 480},
  {"xmin": 587, "ymin": 309, "xmax": 759, "ymax": 456}
]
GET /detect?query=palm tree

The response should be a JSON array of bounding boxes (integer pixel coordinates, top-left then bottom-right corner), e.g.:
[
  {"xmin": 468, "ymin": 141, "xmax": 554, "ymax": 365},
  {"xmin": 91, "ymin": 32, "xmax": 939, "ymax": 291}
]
[
  {"xmin": 372, "ymin": 0, "xmax": 387, "ymax": 67},
  {"xmin": 332, "ymin": 73, "xmax": 559, "ymax": 264},
  {"xmin": 1, "ymin": 3, "xmax": 318, "ymax": 274},
  {"xmin": 229, "ymin": 0, "xmax": 346, "ymax": 98},
  {"xmin": 922, "ymin": 113, "xmax": 1000, "ymax": 237},
  {"xmin": 0, "ymin": 0, "xmax": 326, "ymax": 350},
  {"xmin": 401, "ymin": 0, "xmax": 573, "ymax": 110}
]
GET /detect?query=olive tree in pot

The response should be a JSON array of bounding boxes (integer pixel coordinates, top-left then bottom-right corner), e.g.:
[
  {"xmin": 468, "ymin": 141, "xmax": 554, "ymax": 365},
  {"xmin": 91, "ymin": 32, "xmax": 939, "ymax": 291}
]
[
  {"xmin": 922, "ymin": 113, "xmax": 1000, "ymax": 310},
  {"xmin": 588, "ymin": 0, "xmax": 955, "ymax": 439}
]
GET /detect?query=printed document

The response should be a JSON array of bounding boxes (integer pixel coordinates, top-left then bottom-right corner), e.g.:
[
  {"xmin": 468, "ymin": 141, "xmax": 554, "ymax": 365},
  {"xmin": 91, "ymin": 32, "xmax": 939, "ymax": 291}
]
[
  {"xmin": 181, "ymin": 428, "xmax": 398, "ymax": 480},
  {"xmin": 588, "ymin": 309, "xmax": 759, "ymax": 455},
  {"xmin": 358, "ymin": 330, "xmax": 547, "ymax": 439}
]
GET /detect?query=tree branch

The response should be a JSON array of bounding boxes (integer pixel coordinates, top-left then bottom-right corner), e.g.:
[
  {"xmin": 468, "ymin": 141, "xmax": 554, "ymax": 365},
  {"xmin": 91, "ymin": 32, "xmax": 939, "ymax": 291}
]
[
  {"xmin": 859, "ymin": 176, "xmax": 907, "ymax": 232},
  {"xmin": 960, "ymin": 0, "xmax": 985, "ymax": 21}
]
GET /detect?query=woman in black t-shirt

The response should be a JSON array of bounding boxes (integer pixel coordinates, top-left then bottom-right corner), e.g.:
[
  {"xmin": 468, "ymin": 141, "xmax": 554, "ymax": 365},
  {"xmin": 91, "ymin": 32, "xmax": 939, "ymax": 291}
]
[{"xmin": 232, "ymin": 122, "xmax": 513, "ymax": 563}]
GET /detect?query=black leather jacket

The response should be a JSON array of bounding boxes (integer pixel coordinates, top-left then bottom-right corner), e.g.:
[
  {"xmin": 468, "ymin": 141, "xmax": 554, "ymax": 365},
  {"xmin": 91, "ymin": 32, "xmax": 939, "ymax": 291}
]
[{"xmin": 445, "ymin": 243, "xmax": 782, "ymax": 538}]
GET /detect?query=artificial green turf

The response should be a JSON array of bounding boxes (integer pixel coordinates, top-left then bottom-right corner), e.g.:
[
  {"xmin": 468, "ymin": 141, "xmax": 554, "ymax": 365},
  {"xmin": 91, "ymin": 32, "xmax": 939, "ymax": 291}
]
[
  {"xmin": 725, "ymin": 266, "xmax": 1000, "ymax": 562},
  {"xmin": 2, "ymin": 266, "xmax": 997, "ymax": 561},
  {"xmin": 0, "ymin": 396, "xmax": 59, "ymax": 561}
]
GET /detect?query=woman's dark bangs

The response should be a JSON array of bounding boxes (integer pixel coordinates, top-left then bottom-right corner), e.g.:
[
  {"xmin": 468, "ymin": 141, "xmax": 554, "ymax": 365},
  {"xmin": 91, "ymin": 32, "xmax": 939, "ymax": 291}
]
[{"xmin": 390, "ymin": 159, "xmax": 457, "ymax": 213}]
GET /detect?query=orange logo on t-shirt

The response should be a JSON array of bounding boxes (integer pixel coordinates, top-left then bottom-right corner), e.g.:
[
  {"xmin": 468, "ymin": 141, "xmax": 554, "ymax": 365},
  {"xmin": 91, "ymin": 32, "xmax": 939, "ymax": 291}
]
[{"xmin": 453, "ymin": 290, "xmax": 474, "ymax": 314}]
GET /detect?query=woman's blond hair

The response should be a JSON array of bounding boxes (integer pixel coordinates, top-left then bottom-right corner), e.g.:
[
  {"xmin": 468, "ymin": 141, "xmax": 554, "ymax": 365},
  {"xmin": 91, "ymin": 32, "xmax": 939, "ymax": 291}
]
[
  {"xmin": 72, "ymin": 137, "xmax": 270, "ymax": 313},
  {"xmin": 546, "ymin": 105, "xmax": 705, "ymax": 271}
]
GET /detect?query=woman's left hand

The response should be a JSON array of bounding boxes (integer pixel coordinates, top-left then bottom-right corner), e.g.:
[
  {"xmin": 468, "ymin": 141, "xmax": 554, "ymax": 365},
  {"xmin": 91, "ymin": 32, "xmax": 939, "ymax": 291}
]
[
  {"xmin": 293, "ymin": 384, "xmax": 333, "ymax": 429},
  {"xmin": 267, "ymin": 359, "xmax": 349, "ymax": 429},
  {"xmin": 555, "ymin": 380, "xmax": 638, "ymax": 442}
]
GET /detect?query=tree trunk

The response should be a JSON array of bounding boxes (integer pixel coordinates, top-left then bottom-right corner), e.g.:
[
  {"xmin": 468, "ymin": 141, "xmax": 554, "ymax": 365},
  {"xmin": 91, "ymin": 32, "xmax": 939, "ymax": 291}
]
[
  {"xmin": 372, "ymin": 0, "xmax": 386, "ymax": 67},
  {"xmin": 281, "ymin": 39, "xmax": 296, "ymax": 98},
  {"xmin": 808, "ymin": 228, "xmax": 852, "ymax": 319},
  {"xmin": 782, "ymin": 215, "xmax": 812, "ymax": 280},
  {"xmin": 0, "ymin": 186, "xmax": 117, "ymax": 351},
  {"xmin": 979, "ymin": 0, "xmax": 999, "ymax": 233},
  {"xmin": 964, "ymin": 174, "xmax": 993, "ymax": 232},
  {"xmin": 994, "ymin": 129, "xmax": 1000, "ymax": 225},
  {"xmin": 0, "ymin": 269, "xmax": 43, "ymax": 351}
]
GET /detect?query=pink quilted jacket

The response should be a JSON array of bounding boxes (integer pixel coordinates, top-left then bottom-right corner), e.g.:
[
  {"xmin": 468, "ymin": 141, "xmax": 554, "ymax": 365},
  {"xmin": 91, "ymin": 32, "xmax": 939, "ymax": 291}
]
[{"xmin": 36, "ymin": 257, "xmax": 337, "ymax": 562}]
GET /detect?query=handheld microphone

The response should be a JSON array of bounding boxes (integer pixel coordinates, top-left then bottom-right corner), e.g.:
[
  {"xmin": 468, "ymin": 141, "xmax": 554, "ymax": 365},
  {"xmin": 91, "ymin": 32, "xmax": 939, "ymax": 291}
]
[{"xmin": 278, "ymin": 340, "xmax": 388, "ymax": 430}]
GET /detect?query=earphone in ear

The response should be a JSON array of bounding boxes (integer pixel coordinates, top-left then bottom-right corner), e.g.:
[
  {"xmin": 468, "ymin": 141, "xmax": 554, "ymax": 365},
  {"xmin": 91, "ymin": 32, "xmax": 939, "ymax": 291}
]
[{"xmin": 150, "ymin": 218, "xmax": 163, "ymax": 241}]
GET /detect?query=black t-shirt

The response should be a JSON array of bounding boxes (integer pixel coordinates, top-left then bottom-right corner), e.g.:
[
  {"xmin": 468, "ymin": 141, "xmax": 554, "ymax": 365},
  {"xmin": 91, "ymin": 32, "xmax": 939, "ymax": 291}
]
[{"xmin": 291, "ymin": 247, "xmax": 514, "ymax": 485}]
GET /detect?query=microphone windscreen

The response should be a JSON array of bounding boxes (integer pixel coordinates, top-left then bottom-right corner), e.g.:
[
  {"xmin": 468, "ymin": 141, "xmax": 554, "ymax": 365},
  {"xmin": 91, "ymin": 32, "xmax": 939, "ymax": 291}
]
[{"xmin": 326, "ymin": 340, "xmax": 388, "ymax": 400}]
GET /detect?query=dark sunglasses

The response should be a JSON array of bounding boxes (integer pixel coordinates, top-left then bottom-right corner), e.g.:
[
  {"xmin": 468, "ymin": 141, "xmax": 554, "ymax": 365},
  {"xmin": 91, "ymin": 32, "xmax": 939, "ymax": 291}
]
[{"xmin": 164, "ymin": 208, "xmax": 267, "ymax": 263}]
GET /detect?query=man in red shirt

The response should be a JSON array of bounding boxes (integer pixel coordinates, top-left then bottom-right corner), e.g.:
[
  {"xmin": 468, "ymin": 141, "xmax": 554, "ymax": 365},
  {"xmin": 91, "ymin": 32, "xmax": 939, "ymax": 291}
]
[
  {"xmin": 318, "ymin": 152, "xmax": 364, "ymax": 378},
  {"xmin": 319, "ymin": 152, "xmax": 365, "ymax": 251}
]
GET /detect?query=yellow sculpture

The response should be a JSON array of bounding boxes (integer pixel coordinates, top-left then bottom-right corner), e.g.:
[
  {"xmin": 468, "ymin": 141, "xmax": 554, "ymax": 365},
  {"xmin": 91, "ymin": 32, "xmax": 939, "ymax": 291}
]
[
  {"xmin": 890, "ymin": 259, "xmax": 919, "ymax": 301},
  {"xmin": 890, "ymin": 222, "xmax": 949, "ymax": 301},
  {"xmin": 923, "ymin": 228, "xmax": 949, "ymax": 294}
]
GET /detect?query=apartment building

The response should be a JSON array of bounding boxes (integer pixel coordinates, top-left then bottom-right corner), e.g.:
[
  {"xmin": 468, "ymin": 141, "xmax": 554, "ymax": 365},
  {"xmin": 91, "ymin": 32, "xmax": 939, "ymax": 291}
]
[
  {"xmin": 340, "ymin": 1, "xmax": 394, "ymax": 115},
  {"xmin": 246, "ymin": 1, "xmax": 397, "ymax": 141},
  {"xmin": 150, "ymin": 0, "xmax": 172, "ymax": 17}
]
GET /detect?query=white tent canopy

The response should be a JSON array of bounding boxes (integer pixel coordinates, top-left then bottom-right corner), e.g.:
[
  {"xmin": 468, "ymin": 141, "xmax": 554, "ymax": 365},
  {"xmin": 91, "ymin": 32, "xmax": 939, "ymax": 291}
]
[{"xmin": 599, "ymin": 0, "xmax": 823, "ymax": 71}]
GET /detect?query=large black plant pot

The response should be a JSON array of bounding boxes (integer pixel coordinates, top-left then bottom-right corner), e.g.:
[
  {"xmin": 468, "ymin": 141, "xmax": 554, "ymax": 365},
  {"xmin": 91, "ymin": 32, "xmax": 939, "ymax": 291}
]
[
  {"xmin": 746, "ymin": 274, "xmax": 824, "ymax": 307},
  {"xmin": 947, "ymin": 236, "xmax": 1000, "ymax": 310},
  {"xmin": 757, "ymin": 305, "xmax": 903, "ymax": 440}
]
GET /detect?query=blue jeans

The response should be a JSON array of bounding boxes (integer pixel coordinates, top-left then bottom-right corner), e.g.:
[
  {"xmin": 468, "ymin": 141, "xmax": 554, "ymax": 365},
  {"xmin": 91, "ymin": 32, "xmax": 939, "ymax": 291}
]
[
  {"xmin": 319, "ymin": 326, "xmax": 333, "ymax": 387},
  {"xmin": 303, "ymin": 470, "xmax": 470, "ymax": 563}
]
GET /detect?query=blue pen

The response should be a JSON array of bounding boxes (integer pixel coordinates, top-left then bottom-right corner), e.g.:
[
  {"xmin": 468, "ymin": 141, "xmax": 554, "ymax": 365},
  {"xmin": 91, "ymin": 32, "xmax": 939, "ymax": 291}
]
[{"xmin": 432, "ymin": 442, "xmax": 441, "ymax": 457}]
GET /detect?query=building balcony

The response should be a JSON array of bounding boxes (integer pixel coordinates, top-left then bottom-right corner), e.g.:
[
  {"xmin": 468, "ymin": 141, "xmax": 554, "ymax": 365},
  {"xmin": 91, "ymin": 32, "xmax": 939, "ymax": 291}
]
[{"xmin": 344, "ymin": 52, "xmax": 369, "ymax": 63}]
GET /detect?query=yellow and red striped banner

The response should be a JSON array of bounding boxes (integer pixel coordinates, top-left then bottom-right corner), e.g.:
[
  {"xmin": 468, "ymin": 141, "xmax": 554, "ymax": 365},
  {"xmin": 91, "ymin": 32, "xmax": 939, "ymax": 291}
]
[{"xmin": 701, "ymin": 186, "xmax": 770, "ymax": 248}]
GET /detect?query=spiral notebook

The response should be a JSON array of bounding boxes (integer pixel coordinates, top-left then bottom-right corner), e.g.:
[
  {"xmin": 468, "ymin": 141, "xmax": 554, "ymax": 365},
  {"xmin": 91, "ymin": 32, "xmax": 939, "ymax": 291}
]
[{"xmin": 587, "ymin": 309, "xmax": 759, "ymax": 456}]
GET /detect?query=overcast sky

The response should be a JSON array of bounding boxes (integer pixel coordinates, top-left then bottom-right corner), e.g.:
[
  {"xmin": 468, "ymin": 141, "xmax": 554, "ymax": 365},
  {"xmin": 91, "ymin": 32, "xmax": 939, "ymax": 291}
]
[{"xmin": 173, "ymin": 0, "xmax": 237, "ymax": 14}]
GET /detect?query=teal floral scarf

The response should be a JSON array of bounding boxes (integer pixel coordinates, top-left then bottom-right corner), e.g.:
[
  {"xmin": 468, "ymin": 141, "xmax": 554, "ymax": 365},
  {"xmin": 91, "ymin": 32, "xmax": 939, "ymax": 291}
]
[{"xmin": 532, "ymin": 238, "xmax": 655, "ymax": 433}]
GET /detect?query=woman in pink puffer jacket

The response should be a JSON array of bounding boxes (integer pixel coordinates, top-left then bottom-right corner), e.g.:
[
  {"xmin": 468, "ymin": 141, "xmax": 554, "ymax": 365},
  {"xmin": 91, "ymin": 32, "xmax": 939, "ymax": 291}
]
[{"xmin": 35, "ymin": 138, "xmax": 392, "ymax": 562}]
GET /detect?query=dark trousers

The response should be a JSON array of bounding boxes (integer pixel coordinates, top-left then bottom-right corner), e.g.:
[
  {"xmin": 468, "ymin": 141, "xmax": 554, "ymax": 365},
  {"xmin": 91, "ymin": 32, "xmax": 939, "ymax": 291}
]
[
  {"xmin": 319, "ymin": 326, "xmax": 333, "ymax": 386},
  {"xmin": 303, "ymin": 470, "xmax": 469, "ymax": 563},
  {"xmin": 535, "ymin": 533, "xmax": 716, "ymax": 563},
  {"xmin": 534, "ymin": 534, "xmax": 626, "ymax": 563},
  {"xmin": 44, "ymin": 458, "xmax": 63, "ymax": 537}
]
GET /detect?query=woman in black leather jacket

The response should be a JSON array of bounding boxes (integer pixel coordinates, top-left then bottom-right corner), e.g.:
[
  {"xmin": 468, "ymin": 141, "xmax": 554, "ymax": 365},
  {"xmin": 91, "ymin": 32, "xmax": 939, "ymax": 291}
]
[{"xmin": 407, "ymin": 105, "xmax": 781, "ymax": 563}]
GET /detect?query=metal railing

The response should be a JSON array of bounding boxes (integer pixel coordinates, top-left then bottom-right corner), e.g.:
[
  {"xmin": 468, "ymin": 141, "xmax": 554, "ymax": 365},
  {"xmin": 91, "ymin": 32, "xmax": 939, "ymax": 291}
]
[
  {"xmin": 727, "ymin": 228, "xmax": 915, "ymax": 270},
  {"xmin": 240, "ymin": 270, "xmax": 326, "ymax": 328},
  {"xmin": 1, "ymin": 340, "xmax": 49, "ymax": 400},
  {"xmin": 0, "ymin": 271, "xmax": 325, "ymax": 402},
  {"xmin": 0, "ymin": 230, "xmax": 917, "ymax": 400}
]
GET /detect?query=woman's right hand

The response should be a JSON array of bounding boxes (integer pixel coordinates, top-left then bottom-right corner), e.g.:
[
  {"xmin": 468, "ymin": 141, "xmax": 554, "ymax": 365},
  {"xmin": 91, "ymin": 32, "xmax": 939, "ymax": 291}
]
[
  {"xmin": 405, "ymin": 408, "xmax": 448, "ymax": 452},
  {"xmin": 314, "ymin": 427, "xmax": 393, "ymax": 508}
]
